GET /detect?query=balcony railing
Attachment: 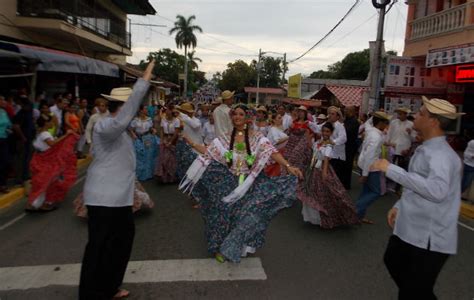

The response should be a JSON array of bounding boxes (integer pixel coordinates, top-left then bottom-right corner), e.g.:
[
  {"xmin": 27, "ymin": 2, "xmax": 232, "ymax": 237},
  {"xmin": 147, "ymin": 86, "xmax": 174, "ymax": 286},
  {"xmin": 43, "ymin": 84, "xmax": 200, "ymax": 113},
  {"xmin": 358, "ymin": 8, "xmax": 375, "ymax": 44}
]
[
  {"xmin": 409, "ymin": 3, "xmax": 468, "ymax": 40},
  {"xmin": 17, "ymin": 0, "xmax": 131, "ymax": 49}
]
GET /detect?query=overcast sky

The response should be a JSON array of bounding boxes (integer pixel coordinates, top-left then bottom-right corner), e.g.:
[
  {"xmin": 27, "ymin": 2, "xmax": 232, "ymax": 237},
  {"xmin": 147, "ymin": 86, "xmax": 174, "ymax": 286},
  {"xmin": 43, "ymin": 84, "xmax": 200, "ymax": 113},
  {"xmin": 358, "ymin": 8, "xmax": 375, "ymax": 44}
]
[{"xmin": 128, "ymin": 0, "xmax": 408, "ymax": 78}]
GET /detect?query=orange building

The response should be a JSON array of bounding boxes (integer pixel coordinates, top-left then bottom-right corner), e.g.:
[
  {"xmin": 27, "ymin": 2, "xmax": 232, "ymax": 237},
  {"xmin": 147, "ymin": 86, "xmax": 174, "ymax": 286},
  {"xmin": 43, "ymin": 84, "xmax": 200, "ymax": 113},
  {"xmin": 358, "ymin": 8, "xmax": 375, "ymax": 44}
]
[{"xmin": 403, "ymin": 0, "xmax": 474, "ymax": 131}]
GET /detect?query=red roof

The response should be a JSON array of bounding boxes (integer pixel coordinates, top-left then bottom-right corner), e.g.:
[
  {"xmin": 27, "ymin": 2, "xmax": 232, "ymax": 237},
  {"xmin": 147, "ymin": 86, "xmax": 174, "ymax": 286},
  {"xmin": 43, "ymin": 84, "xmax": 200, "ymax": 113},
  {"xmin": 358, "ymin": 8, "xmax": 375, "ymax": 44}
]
[
  {"xmin": 282, "ymin": 98, "xmax": 322, "ymax": 107},
  {"xmin": 244, "ymin": 87, "xmax": 285, "ymax": 95},
  {"xmin": 313, "ymin": 85, "xmax": 368, "ymax": 107}
]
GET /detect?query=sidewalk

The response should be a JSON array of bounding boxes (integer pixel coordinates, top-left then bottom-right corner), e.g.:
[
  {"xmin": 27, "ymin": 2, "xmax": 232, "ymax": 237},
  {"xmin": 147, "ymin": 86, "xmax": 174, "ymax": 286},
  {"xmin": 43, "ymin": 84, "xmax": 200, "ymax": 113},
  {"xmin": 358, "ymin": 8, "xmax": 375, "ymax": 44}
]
[{"xmin": 0, "ymin": 156, "xmax": 92, "ymax": 210}]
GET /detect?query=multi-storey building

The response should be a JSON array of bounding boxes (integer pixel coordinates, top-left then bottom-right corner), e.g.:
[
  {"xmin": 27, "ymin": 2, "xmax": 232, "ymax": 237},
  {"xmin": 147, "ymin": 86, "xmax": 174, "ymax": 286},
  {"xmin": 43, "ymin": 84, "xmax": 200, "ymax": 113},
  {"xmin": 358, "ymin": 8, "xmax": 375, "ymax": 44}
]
[
  {"xmin": 402, "ymin": 0, "xmax": 473, "ymax": 131},
  {"xmin": 0, "ymin": 0, "xmax": 156, "ymax": 99}
]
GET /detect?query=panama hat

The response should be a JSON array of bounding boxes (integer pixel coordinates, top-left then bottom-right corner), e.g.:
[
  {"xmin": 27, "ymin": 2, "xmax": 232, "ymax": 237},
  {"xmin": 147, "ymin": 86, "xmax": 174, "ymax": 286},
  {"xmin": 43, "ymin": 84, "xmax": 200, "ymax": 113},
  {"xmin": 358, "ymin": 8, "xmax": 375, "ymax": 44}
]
[
  {"xmin": 101, "ymin": 87, "xmax": 133, "ymax": 102},
  {"xmin": 372, "ymin": 111, "xmax": 391, "ymax": 121},
  {"xmin": 421, "ymin": 96, "xmax": 465, "ymax": 120},
  {"xmin": 395, "ymin": 107, "xmax": 411, "ymax": 114},
  {"xmin": 256, "ymin": 106, "xmax": 267, "ymax": 112},
  {"xmin": 221, "ymin": 90, "xmax": 235, "ymax": 100},
  {"xmin": 296, "ymin": 105, "xmax": 308, "ymax": 111},
  {"xmin": 176, "ymin": 102, "xmax": 195, "ymax": 114},
  {"xmin": 317, "ymin": 114, "xmax": 327, "ymax": 120}
]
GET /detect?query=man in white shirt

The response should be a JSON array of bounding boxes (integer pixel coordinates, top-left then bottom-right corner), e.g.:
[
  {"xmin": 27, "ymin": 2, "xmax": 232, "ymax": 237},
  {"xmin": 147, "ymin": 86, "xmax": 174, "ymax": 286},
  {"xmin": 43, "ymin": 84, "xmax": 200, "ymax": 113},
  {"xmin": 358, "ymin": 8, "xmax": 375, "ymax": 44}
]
[
  {"xmin": 371, "ymin": 97, "xmax": 464, "ymax": 299},
  {"xmin": 386, "ymin": 107, "xmax": 414, "ymax": 168},
  {"xmin": 49, "ymin": 98, "xmax": 65, "ymax": 136},
  {"xmin": 326, "ymin": 106, "xmax": 347, "ymax": 185},
  {"xmin": 355, "ymin": 111, "xmax": 391, "ymax": 223},
  {"xmin": 213, "ymin": 91, "xmax": 234, "ymax": 138},
  {"xmin": 79, "ymin": 60, "xmax": 153, "ymax": 300},
  {"xmin": 277, "ymin": 104, "xmax": 293, "ymax": 131},
  {"xmin": 202, "ymin": 113, "xmax": 216, "ymax": 145},
  {"xmin": 462, "ymin": 138, "xmax": 474, "ymax": 193},
  {"xmin": 177, "ymin": 102, "xmax": 203, "ymax": 146}
]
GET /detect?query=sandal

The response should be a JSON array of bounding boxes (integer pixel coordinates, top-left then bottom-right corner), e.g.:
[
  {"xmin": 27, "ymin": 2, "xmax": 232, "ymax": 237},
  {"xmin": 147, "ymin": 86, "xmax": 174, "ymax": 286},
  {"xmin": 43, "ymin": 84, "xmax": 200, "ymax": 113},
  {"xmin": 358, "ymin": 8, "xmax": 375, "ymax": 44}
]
[
  {"xmin": 215, "ymin": 253, "xmax": 226, "ymax": 263},
  {"xmin": 361, "ymin": 218, "xmax": 375, "ymax": 225},
  {"xmin": 113, "ymin": 289, "xmax": 130, "ymax": 299}
]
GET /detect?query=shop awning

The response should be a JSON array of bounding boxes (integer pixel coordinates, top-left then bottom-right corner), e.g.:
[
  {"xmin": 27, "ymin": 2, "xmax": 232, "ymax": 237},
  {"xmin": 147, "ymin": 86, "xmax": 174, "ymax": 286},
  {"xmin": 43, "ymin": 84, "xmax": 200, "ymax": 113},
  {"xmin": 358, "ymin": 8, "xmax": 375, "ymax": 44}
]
[
  {"xmin": 312, "ymin": 85, "xmax": 368, "ymax": 107},
  {"xmin": 0, "ymin": 41, "xmax": 119, "ymax": 77}
]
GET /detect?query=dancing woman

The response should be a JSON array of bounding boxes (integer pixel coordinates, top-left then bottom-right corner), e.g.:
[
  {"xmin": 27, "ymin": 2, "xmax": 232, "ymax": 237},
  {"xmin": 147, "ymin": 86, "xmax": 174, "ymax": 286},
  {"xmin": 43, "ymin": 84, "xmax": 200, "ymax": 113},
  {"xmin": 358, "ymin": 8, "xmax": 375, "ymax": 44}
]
[
  {"xmin": 180, "ymin": 104, "xmax": 303, "ymax": 263},
  {"xmin": 297, "ymin": 122, "xmax": 359, "ymax": 228},
  {"xmin": 284, "ymin": 106, "xmax": 313, "ymax": 170}
]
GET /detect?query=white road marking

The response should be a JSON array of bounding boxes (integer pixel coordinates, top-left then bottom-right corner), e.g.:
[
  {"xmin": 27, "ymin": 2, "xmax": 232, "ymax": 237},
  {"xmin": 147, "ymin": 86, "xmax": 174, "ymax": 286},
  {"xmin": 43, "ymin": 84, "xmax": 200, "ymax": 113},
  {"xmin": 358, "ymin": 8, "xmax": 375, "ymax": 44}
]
[
  {"xmin": 0, "ymin": 175, "xmax": 86, "ymax": 231},
  {"xmin": 0, "ymin": 258, "xmax": 267, "ymax": 290},
  {"xmin": 458, "ymin": 221, "xmax": 474, "ymax": 232},
  {"xmin": 0, "ymin": 214, "xmax": 25, "ymax": 231}
]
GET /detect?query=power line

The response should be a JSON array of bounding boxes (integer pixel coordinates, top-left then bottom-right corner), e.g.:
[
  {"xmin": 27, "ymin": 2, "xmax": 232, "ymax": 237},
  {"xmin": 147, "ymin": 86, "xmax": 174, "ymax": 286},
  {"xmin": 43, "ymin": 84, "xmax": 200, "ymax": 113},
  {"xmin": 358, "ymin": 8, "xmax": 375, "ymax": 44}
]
[{"xmin": 288, "ymin": 0, "xmax": 361, "ymax": 63}]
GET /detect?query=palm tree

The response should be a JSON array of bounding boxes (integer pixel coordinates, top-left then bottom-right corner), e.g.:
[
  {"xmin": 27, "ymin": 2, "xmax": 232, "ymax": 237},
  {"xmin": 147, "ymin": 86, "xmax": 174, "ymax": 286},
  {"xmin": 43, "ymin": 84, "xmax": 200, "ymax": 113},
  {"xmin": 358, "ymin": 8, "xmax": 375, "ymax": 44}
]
[
  {"xmin": 187, "ymin": 50, "xmax": 202, "ymax": 71},
  {"xmin": 169, "ymin": 15, "xmax": 203, "ymax": 97}
]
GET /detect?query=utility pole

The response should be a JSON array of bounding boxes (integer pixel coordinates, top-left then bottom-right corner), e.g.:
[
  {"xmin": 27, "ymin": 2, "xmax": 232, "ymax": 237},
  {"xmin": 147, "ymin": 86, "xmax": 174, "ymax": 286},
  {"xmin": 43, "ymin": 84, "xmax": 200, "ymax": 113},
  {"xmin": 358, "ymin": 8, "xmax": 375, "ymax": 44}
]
[
  {"xmin": 367, "ymin": 0, "xmax": 391, "ymax": 113},
  {"xmin": 256, "ymin": 48, "xmax": 262, "ymax": 106},
  {"xmin": 282, "ymin": 53, "xmax": 287, "ymax": 86}
]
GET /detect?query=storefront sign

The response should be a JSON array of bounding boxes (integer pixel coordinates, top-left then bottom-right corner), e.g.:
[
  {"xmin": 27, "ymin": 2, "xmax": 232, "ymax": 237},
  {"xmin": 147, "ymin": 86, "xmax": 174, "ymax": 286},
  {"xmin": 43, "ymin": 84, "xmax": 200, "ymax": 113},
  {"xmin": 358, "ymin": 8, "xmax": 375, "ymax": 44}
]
[
  {"xmin": 426, "ymin": 43, "xmax": 474, "ymax": 68},
  {"xmin": 385, "ymin": 56, "xmax": 447, "ymax": 94},
  {"xmin": 288, "ymin": 73, "xmax": 302, "ymax": 98},
  {"xmin": 456, "ymin": 64, "xmax": 474, "ymax": 83}
]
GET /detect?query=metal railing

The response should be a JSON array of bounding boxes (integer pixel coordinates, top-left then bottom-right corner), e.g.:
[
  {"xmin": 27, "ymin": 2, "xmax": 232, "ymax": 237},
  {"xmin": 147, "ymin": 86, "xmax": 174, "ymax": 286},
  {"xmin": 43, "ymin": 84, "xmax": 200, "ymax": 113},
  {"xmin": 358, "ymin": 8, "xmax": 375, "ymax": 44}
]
[
  {"xmin": 17, "ymin": 0, "xmax": 131, "ymax": 49},
  {"xmin": 409, "ymin": 3, "xmax": 468, "ymax": 40}
]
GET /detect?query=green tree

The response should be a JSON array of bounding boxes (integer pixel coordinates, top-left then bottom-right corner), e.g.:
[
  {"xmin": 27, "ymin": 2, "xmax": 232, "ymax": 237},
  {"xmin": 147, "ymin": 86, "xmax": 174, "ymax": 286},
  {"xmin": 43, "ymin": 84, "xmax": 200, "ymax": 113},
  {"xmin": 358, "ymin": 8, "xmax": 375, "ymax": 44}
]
[
  {"xmin": 309, "ymin": 69, "xmax": 336, "ymax": 79},
  {"xmin": 220, "ymin": 60, "xmax": 257, "ymax": 92},
  {"xmin": 169, "ymin": 15, "xmax": 203, "ymax": 97},
  {"xmin": 187, "ymin": 50, "xmax": 202, "ymax": 71},
  {"xmin": 141, "ymin": 48, "xmax": 185, "ymax": 84},
  {"xmin": 259, "ymin": 56, "xmax": 284, "ymax": 87}
]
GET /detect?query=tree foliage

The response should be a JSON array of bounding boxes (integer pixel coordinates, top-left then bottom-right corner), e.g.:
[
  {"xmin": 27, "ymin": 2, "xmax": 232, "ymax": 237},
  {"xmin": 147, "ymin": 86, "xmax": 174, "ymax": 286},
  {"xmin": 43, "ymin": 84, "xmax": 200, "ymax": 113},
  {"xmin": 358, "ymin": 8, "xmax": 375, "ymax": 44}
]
[
  {"xmin": 219, "ymin": 60, "xmax": 257, "ymax": 92},
  {"xmin": 258, "ymin": 56, "xmax": 284, "ymax": 87},
  {"xmin": 309, "ymin": 49, "xmax": 397, "ymax": 80}
]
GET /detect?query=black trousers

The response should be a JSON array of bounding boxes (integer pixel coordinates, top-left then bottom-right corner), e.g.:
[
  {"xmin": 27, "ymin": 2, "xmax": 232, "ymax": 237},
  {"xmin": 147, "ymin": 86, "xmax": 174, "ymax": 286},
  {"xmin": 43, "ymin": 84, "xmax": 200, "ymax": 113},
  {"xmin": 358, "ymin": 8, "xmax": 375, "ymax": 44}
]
[
  {"xmin": 341, "ymin": 149, "xmax": 357, "ymax": 190},
  {"xmin": 79, "ymin": 206, "xmax": 135, "ymax": 300},
  {"xmin": 330, "ymin": 158, "xmax": 346, "ymax": 188},
  {"xmin": 384, "ymin": 235, "xmax": 449, "ymax": 300}
]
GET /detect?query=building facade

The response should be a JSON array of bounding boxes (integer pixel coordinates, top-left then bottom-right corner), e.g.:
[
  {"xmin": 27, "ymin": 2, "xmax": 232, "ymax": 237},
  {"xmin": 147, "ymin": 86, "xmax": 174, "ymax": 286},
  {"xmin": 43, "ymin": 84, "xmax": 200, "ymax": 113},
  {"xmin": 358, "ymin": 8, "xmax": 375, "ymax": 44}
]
[{"xmin": 403, "ymin": 0, "xmax": 474, "ymax": 132}]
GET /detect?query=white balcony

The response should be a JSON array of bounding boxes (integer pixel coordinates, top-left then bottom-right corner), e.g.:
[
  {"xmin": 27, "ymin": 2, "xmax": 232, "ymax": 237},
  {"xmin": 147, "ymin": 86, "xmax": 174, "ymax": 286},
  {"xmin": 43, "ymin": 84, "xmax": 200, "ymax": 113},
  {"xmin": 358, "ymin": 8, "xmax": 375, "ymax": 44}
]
[{"xmin": 409, "ymin": 3, "xmax": 470, "ymax": 40}]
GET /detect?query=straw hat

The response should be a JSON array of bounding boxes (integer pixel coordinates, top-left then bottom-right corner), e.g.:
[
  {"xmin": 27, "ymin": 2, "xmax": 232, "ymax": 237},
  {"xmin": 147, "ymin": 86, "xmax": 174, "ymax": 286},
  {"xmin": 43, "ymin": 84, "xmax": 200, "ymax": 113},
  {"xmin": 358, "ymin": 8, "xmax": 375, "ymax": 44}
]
[
  {"xmin": 395, "ymin": 107, "xmax": 411, "ymax": 114},
  {"xmin": 256, "ymin": 106, "xmax": 267, "ymax": 112},
  {"xmin": 327, "ymin": 106, "xmax": 341, "ymax": 113},
  {"xmin": 221, "ymin": 90, "xmax": 235, "ymax": 100},
  {"xmin": 296, "ymin": 105, "xmax": 307, "ymax": 111},
  {"xmin": 101, "ymin": 87, "xmax": 133, "ymax": 102},
  {"xmin": 176, "ymin": 102, "xmax": 195, "ymax": 114},
  {"xmin": 372, "ymin": 111, "xmax": 391, "ymax": 121},
  {"xmin": 421, "ymin": 96, "xmax": 465, "ymax": 120},
  {"xmin": 317, "ymin": 114, "xmax": 327, "ymax": 120}
]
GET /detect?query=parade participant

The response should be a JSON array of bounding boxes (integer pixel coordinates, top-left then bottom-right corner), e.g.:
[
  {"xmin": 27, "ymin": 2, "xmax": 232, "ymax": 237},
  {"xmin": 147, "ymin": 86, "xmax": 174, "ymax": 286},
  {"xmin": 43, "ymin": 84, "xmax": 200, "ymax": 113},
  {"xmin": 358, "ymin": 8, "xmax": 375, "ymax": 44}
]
[
  {"xmin": 64, "ymin": 102, "xmax": 82, "ymax": 134},
  {"xmin": 253, "ymin": 106, "xmax": 269, "ymax": 136},
  {"xmin": 316, "ymin": 114, "xmax": 327, "ymax": 125},
  {"xmin": 265, "ymin": 113, "xmax": 289, "ymax": 177},
  {"xmin": 0, "ymin": 96, "xmax": 12, "ymax": 193},
  {"xmin": 49, "ymin": 98, "xmax": 65, "ymax": 136},
  {"xmin": 26, "ymin": 115, "xmax": 78, "ymax": 211},
  {"xmin": 386, "ymin": 107, "xmax": 413, "ymax": 170},
  {"xmin": 176, "ymin": 102, "xmax": 203, "ymax": 180},
  {"xmin": 342, "ymin": 106, "xmax": 360, "ymax": 190},
  {"xmin": 297, "ymin": 122, "xmax": 359, "ymax": 228},
  {"xmin": 462, "ymin": 138, "xmax": 474, "ymax": 193},
  {"xmin": 267, "ymin": 113, "xmax": 289, "ymax": 147},
  {"xmin": 155, "ymin": 105, "xmax": 180, "ymax": 183},
  {"xmin": 371, "ymin": 97, "xmax": 464, "ymax": 300},
  {"xmin": 213, "ymin": 90, "xmax": 233, "ymax": 138},
  {"xmin": 202, "ymin": 113, "xmax": 216, "ymax": 145},
  {"xmin": 284, "ymin": 106, "xmax": 313, "ymax": 170},
  {"xmin": 325, "ymin": 106, "xmax": 347, "ymax": 187},
  {"xmin": 76, "ymin": 99, "xmax": 90, "ymax": 159},
  {"xmin": 12, "ymin": 97, "xmax": 36, "ymax": 182},
  {"xmin": 79, "ymin": 60, "xmax": 154, "ymax": 300},
  {"xmin": 355, "ymin": 111, "xmax": 391, "ymax": 224},
  {"xmin": 85, "ymin": 98, "xmax": 108, "ymax": 146},
  {"xmin": 129, "ymin": 105, "xmax": 158, "ymax": 181},
  {"xmin": 277, "ymin": 104, "xmax": 293, "ymax": 131},
  {"xmin": 180, "ymin": 104, "xmax": 303, "ymax": 263}
]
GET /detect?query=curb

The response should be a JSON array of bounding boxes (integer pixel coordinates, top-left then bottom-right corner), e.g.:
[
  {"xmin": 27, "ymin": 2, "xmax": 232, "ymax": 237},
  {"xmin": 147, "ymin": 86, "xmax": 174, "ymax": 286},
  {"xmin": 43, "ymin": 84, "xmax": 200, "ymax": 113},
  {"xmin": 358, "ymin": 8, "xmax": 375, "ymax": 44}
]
[
  {"xmin": 460, "ymin": 201, "xmax": 474, "ymax": 219},
  {"xmin": 0, "ymin": 156, "xmax": 92, "ymax": 210}
]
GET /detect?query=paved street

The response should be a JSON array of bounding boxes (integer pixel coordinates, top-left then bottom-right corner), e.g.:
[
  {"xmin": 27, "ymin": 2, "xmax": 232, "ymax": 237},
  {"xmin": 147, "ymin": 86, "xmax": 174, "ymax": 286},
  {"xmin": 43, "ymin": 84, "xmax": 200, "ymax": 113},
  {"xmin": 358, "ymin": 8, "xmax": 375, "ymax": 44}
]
[{"xmin": 0, "ymin": 172, "xmax": 473, "ymax": 300}]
